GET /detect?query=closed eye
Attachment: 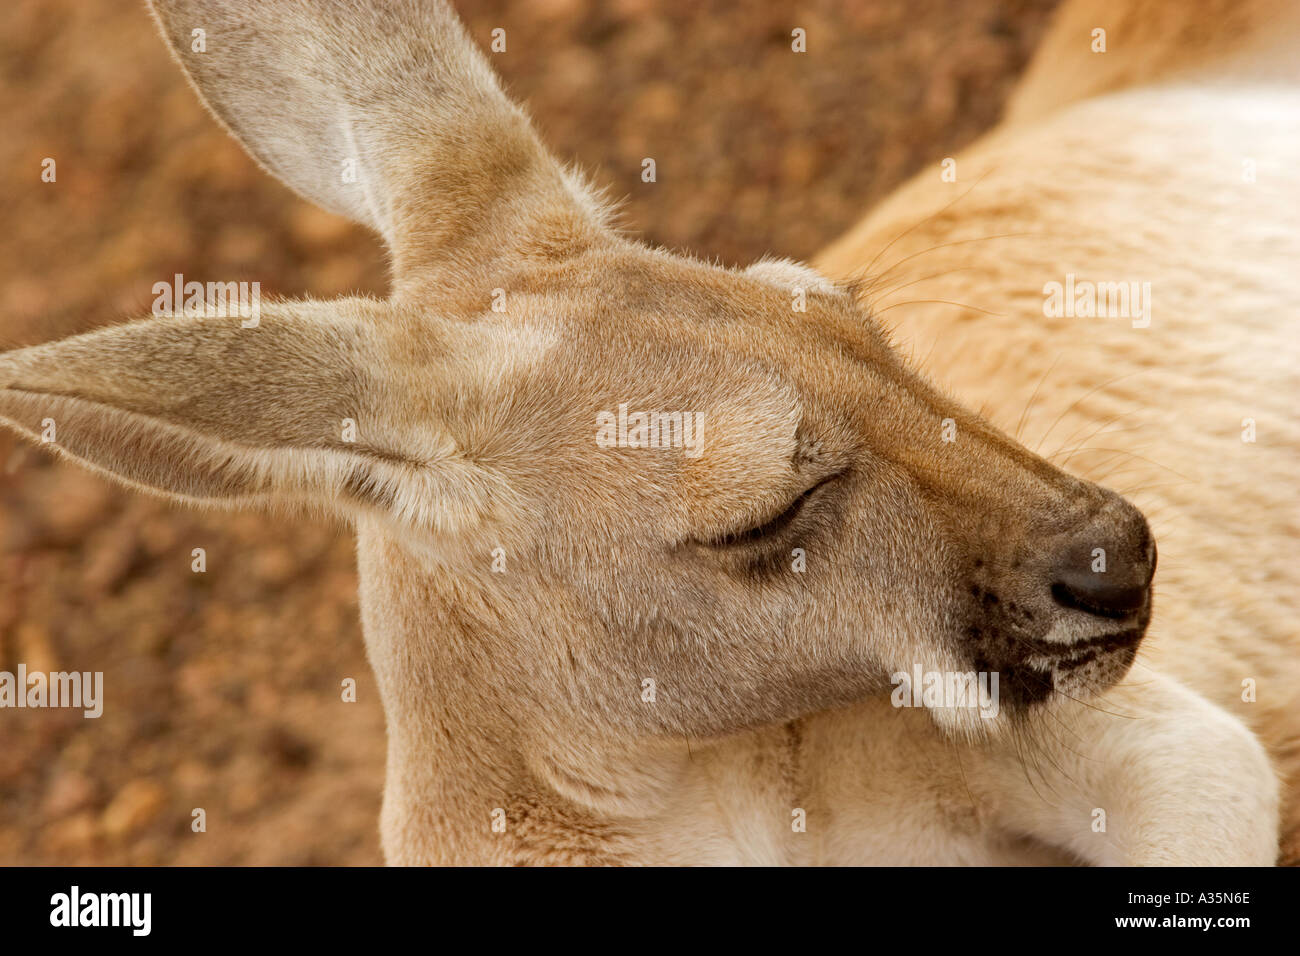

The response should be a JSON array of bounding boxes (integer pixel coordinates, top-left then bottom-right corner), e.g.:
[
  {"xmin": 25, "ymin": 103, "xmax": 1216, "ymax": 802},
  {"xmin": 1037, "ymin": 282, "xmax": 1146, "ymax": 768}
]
[{"xmin": 707, "ymin": 473, "xmax": 841, "ymax": 547}]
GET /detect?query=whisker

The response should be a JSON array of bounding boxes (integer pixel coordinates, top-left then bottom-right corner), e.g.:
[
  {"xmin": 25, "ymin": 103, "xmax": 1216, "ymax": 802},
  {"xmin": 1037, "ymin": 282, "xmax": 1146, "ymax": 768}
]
[
  {"xmin": 1063, "ymin": 447, "xmax": 1193, "ymax": 484},
  {"xmin": 855, "ymin": 168, "xmax": 999, "ymax": 279},
  {"xmin": 869, "ymin": 231, "xmax": 1035, "ymax": 287},
  {"xmin": 872, "ymin": 298, "xmax": 1005, "ymax": 317},
  {"xmin": 1031, "ymin": 370, "xmax": 1145, "ymax": 456},
  {"xmin": 1016, "ymin": 354, "xmax": 1063, "ymax": 444},
  {"xmin": 1047, "ymin": 413, "xmax": 1141, "ymax": 465},
  {"xmin": 871, "ymin": 266, "xmax": 980, "ymax": 303}
]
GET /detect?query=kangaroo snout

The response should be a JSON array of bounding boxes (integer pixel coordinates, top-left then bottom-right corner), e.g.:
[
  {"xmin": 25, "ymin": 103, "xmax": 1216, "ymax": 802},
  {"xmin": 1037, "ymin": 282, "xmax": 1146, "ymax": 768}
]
[
  {"xmin": 1048, "ymin": 496, "xmax": 1156, "ymax": 621},
  {"xmin": 953, "ymin": 479, "xmax": 1157, "ymax": 713}
]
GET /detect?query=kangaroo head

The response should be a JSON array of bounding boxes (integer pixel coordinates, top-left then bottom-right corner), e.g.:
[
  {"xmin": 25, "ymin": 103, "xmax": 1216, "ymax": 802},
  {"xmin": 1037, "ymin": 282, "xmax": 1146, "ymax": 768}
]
[{"xmin": 0, "ymin": 0, "xmax": 1155, "ymax": 780}]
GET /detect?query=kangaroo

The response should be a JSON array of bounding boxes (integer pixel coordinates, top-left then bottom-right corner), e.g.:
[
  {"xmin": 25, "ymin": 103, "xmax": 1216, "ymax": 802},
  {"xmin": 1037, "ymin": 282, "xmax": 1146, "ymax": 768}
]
[{"xmin": 1, "ymin": 0, "xmax": 1294, "ymax": 865}]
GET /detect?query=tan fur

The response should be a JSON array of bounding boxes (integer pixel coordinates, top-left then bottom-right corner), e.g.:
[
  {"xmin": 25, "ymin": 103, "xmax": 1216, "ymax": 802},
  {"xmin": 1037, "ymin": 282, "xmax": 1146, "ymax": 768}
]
[
  {"xmin": 818, "ymin": 0, "xmax": 1300, "ymax": 861},
  {"xmin": 1, "ymin": 0, "xmax": 1294, "ymax": 865}
]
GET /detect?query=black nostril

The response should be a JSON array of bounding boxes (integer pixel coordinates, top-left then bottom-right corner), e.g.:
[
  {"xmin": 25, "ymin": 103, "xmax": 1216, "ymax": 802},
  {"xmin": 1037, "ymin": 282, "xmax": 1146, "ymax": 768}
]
[
  {"xmin": 1048, "ymin": 501, "xmax": 1155, "ymax": 620},
  {"xmin": 1050, "ymin": 576, "xmax": 1148, "ymax": 619}
]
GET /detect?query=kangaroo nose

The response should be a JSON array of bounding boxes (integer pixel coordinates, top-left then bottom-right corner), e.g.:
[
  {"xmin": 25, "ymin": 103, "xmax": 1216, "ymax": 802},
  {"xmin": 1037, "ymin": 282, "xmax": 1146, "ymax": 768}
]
[{"xmin": 1049, "ymin": 500, "xmax": 1156, "ymax": 619}]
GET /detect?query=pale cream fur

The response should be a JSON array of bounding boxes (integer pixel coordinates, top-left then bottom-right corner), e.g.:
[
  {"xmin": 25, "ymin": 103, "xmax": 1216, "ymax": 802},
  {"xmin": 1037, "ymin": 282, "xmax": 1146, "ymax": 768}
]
[{"xmin": 1, "ymin": 0, "xmax": 1294, "ymax": 865}]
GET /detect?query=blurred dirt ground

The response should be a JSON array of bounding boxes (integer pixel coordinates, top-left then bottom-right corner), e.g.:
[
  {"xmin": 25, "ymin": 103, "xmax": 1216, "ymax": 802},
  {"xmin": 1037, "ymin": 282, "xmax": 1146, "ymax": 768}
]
[{"xmin": 0, "ymin": 0, "xmax": 1057, "ymax": 864}]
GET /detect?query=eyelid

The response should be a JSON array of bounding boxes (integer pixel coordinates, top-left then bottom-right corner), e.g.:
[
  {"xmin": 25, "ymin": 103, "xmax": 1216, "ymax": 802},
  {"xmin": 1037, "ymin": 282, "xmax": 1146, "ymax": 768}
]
[{"xmin": 707, "ymin": 472, "xmax": 840, "ymax": 547}]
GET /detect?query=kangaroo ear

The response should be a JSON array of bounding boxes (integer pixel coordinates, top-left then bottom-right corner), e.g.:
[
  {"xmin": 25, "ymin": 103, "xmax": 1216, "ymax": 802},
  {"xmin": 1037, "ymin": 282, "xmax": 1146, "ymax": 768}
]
[
  {"xmin": 0, "ymin": 302, "xmax": 492, "ymax": 532},
  {"xmin": 147, "ymin": 0, "xmax": 600, "ymax": 292}
]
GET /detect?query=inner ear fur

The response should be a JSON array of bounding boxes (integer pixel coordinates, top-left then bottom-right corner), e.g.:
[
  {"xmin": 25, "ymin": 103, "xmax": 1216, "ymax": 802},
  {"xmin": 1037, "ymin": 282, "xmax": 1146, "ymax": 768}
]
[
  {"xmin": 0, "ymin": 300, "xmax": 493, "ymax": 532},
  {"xmin": 148, "ymin": 0, "xmax": 605, "ymax": 294}
]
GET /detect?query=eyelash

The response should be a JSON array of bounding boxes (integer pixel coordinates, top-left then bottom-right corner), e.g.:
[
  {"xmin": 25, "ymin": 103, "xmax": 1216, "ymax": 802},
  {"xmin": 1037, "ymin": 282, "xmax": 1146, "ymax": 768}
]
[{"xmin": 709, "ymin": 475, "xmax": 837, "ymax": 548}]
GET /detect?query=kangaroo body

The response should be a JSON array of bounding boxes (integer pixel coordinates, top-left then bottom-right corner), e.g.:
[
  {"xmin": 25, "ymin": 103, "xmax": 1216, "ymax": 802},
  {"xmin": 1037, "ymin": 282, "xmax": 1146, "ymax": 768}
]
[
  {"xmin": 817, "ymin": 0, "xmax": 1300, "ymax": 864},
  {"xmin": 2, "ymin": 0, "xmax": 1295, "ymax": 865}
]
